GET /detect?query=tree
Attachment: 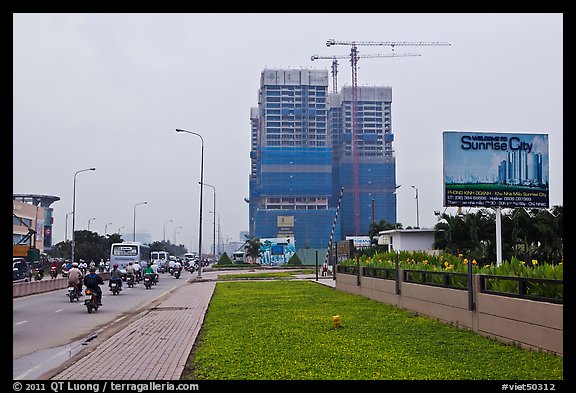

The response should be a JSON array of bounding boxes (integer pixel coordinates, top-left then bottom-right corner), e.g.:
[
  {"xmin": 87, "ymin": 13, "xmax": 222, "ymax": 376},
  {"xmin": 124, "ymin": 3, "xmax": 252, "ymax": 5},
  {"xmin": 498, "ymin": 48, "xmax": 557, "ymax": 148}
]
[
  {"xmin": 244, "ymin": 237, "xmax": 262, "ymax": 264},
  {"xmin": 287, "ymin": 253, "xmax": 302, "ymax": 265}
]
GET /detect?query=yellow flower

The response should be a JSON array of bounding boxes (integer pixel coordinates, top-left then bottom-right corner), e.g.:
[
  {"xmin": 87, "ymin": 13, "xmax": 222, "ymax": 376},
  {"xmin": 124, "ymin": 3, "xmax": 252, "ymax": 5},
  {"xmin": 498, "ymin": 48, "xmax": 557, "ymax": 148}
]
[
  {"xmin": 444, "ymin": 261, "xmax": 449, "ymax": 267},
  {"xmin": 472, "ymin": 259, "xmax": 477, "ymax": 265},
  {"xmin": 463, "ymin": 259, "xmax": 468, "ymax": 265},
  {"xmin": 423, "ymin": 259, "xmax": 428, "ymax": 265},
  {"xmin": 532, "ymin": 259, "xmax": 538, "ymax": 266},
  {"xmin": 520, "ymin": 261, "xmax": 525, "ymax": 265}
]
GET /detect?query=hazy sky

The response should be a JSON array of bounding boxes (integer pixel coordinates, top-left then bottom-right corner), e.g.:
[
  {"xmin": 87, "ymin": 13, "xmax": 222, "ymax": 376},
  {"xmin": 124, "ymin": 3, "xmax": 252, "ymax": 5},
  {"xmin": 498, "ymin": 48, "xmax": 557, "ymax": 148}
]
[{"xmin": 13, "ymin": 13, "xmax": 563, "ymax": 253}]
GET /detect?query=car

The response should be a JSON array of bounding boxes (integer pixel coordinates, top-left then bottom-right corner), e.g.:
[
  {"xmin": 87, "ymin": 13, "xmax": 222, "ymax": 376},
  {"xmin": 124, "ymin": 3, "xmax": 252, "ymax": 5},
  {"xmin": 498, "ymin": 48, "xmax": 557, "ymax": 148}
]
[{"xmin": 13, "ymin": 257, "xmax": 32, "ymax": 282}]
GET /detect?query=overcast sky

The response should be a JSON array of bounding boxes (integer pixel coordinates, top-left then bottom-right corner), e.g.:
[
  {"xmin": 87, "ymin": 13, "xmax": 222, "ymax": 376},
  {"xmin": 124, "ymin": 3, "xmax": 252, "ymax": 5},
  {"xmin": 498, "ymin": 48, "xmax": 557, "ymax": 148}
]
[{"xmin": 13, "ymin": 13, "xmax": 563, "ymax": 252}]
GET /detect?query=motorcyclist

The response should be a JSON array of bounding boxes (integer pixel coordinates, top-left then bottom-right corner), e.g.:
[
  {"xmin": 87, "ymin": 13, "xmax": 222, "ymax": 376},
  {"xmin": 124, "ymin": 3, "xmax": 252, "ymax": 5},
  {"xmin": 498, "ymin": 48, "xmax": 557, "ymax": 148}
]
[
  {"xmin": 84, "ymin": 266, "xmax": 104, "ymax": 306},
  {"xmin": 67, "ymin": 262, "xmax": 83, "ymax": 295},
  {"xmin": 143, "ymin": 262, "xmax": 155, "ymax": 283},
  {"xmin": 133, "ymin": 261, "xmax": 142, "ymax": 282},
  {"xmin": 109, "ymin": 264, "xmax": 123, "ymax": 291},
  {"xmin": 50, "ymin": 260, "xmax": 60, "ymax": 277},
  {"xmin": 125, "ymin": 262, "xmax": 135, "ymax": 284},
  {"xmin": 150, "ymin": 261, "xmax": 159, "ymax": 283}
]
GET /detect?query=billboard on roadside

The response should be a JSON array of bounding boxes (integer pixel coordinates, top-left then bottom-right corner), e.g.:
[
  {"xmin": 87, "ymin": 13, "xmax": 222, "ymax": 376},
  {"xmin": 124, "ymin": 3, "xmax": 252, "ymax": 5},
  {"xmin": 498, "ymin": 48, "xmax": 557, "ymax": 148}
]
[{"xmin": 443, "ymin": 131, "xmax": 549, "ymax": 208}]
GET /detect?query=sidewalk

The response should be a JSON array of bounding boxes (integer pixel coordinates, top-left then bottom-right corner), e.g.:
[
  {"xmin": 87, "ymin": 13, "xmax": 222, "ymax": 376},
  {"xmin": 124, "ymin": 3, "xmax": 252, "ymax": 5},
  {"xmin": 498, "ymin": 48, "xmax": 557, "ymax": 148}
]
[{"xmin": 48, "ymin": 269, "xmax": 335, "ymax": 380}]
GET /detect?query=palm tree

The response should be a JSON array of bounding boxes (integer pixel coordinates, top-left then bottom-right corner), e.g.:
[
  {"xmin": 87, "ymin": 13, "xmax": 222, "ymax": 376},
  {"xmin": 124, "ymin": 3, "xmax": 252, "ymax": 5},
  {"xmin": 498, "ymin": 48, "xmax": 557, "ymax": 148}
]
[{"xmin": 244, "ymin": 237, "xmax": 262, "ymax": 264}]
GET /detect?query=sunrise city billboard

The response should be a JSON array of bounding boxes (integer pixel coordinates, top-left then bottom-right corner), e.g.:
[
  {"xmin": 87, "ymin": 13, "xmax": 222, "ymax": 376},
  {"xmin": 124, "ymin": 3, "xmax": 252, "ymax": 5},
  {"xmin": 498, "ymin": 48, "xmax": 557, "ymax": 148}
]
[{"xmin": 443, "ymin": 131, "xmax": 549, "ymax": 208}]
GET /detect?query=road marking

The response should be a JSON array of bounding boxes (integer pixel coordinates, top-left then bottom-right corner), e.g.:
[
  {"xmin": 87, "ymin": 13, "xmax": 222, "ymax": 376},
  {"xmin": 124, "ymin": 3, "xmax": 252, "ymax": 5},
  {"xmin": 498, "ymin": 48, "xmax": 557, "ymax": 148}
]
[
  {"xmin": 55, "ymin": 309, "xmax": 64, "ymax": 313},
  {"xmin": 15, "ymin": 320, "xmax": 28, "ymax": 325}
]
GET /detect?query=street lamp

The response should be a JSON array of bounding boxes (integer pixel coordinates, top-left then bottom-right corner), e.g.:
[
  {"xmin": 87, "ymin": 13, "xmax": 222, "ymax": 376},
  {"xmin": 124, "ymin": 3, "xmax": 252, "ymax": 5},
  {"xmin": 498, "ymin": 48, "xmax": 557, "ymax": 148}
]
[
  {"xmin": 71, "ymin": 167, "xmax": 96, "ymax": 263},
  {"xmin": 118, "ymin": 226, "xmax": 125, "ymax": 235},
  {"xmin": 174, "ymin": 226, "xmax": 183, "ymax": 244},
  {"xmin": 133, "ymin": 201, "xmax": 148, "ymax": 242},
  {"xmin": 411, "ymin": 185, "xmax": 420, "ymax": 228},
  {"xmin": 105, "ymin": 222, "xmax": 112, "ymax": 236},
  {"xmin": 163, "ymin": 219, "xmax": 173, "ymax": 242},
  {"xmin": 88, "ymin": 217, "xmax": 96, "ymax": 231},
  {"xmin": 65, "ymin": 211, "xmax": 73, "ymax": 241},
  {"xmin": 176, "ymin": 128, "xmax": 204, "ymax": 279},
  {"xmin": 201, "ymin": 182, "xmax": 216, "ymax": 258}
]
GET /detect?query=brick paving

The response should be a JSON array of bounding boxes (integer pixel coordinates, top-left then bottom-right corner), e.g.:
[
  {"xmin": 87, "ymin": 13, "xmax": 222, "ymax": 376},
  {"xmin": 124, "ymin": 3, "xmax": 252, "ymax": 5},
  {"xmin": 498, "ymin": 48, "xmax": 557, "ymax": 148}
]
[{"xmin": 50, "ymin": 270, "xmax": 335, "ymax": 380}]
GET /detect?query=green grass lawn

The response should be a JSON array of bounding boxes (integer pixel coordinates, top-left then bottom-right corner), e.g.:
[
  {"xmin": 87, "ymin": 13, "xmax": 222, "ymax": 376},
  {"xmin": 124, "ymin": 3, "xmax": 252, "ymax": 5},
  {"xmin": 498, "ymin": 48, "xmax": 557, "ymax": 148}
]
[{"xmin": 183, "ymin": 280, "xmax": 563, "ymax": 380}]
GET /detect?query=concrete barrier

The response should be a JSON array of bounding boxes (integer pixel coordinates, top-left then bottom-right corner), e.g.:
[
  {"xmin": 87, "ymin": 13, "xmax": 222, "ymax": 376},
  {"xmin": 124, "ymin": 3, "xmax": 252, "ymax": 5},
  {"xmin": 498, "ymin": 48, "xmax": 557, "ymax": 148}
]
[
  {"xmin": 13, "ymin": 272, "xmax": 112, "ymax": 298},
  {"xmin": 336, "ymin": 266, "xmax": 563, "ymax": 355}
]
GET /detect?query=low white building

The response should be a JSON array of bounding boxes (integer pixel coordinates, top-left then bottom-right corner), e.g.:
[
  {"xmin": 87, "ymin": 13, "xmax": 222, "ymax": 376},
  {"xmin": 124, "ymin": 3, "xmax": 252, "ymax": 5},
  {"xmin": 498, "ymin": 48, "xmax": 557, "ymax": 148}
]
[{"xmin": 377, "ymin": 228, "xmax": 439, "ymax": 253}]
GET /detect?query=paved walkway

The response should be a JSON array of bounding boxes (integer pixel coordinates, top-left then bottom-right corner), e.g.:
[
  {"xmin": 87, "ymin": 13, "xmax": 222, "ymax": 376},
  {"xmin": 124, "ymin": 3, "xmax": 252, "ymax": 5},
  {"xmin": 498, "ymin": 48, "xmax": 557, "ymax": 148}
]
[{"xmin": 49, "ymin": 269, "xmax": 335, "ymax": 380}]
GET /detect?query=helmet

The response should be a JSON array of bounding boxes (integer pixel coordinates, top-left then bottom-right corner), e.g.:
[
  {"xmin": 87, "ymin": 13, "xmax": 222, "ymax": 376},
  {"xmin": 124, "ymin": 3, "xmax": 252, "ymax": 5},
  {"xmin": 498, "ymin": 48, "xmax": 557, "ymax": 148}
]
[
  {"xmin": 113, "ymin": 264, "xmax": 119, "ymax": 269},
  {"xmin": 72, "ymin": 262, "xmax": 78, "ymax": 267},
  {"xmin": 89, "ymin": 266, "xmax": 96, "ymax": 272}
]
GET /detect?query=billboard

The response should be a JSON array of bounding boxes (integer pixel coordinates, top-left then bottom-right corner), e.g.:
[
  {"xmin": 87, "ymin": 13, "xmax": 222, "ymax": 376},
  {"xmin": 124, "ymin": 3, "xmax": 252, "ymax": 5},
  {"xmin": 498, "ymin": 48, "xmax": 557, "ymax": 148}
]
[{"xmin": 443, "ymin": 131, "xmax": 549, "ymax": 208}]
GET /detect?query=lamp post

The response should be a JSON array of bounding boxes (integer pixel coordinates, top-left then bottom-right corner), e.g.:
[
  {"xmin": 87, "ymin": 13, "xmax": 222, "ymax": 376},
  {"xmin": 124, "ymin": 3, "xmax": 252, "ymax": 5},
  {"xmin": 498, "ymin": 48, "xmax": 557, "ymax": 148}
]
[
  {"xmin": 174, "ymin": 226, "xmax": 183, "ymax": 244},
  {"xmin": 394, "ymin": 185, "xmax": 402, "ymax": 229},
  {"xmin": 118, "ymin": 226, "xmax": 125, "ymax": 235},
  {"xmin": 176, "ymin": 128, "xmax": 204, "ymax": 279},
  {"xmin": 411, "ymin": 185, "xmax": 419, "ymax": 228},
  {"xmin": 105, "ymin": 222, "xmax": 112, "ymax": 236},
  {"xmin": 88, "ymin": 217, "xmax": 96, "ymax": 231},
  {"xmin": 65, "ymin": 211, "xmax": 73, "ymax": 241},
  {"xmin": 201, "ymin": 182, "xmax": 216, "ymax": 258},
  {"xmin": 210, "ymin": 211, "xmax": 220, "ymax": 256},
  {"xmin": 133, "ymin": 201, "xmax": 148, "ymax": 242},
  {"xmin": 163, "ymin": 219, "xmax": 173, "ymax": 243},
  {"xmin": 71, "ymin": 167, "xmax": 96, "ymax": 263}
]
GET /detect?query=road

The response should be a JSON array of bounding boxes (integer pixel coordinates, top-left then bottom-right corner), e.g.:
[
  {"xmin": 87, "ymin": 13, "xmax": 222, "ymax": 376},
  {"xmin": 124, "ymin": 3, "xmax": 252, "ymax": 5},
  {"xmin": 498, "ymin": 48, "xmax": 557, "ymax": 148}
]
[{"xmin": 13, "ymin": 270, "xmax": 193, "ymax": 379}]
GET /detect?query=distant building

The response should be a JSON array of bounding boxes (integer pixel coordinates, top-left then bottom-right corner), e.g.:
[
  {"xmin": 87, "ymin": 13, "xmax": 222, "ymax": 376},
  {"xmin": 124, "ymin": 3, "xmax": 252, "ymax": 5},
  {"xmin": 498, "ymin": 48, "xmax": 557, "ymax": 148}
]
[
  {"xmin": 13, "ymin": 194, "xmax": 60, "ymax": 252},
  {"xmin": 378, "ymin": 229, "xmax": 437, "ymax": 253},
  {"xmin": 249, "ymin": 69, "xmax": 339, "ymax": 249},
  {"xmin": 249, "ymin": 68, "xmax": 398, "ymax": 250},
  {"xmin": 329, "ymin": 86, "xmax": 397, "ymax": 236}
]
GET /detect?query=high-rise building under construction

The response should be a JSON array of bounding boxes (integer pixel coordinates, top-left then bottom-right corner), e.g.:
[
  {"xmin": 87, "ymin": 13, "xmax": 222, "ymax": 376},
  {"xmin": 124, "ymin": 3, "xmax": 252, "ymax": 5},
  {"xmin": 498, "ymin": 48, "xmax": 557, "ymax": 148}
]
[{"xmin": 249, "ymin": 68, "xmax": 396, "ymax": 250}]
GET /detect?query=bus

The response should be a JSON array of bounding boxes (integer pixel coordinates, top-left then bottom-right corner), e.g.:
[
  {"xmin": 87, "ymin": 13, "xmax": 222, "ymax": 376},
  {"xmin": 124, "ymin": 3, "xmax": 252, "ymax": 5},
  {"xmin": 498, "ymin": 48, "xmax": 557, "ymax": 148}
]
[
  {"xmin": 232, "ymin": 251, "xmax": 245, "ymax": 263},
  {"xmin": 110, "ymin": 242, "xmax": 151, "ymax": 274},
  {"xmin": 151, "ymin": 251, "xmax": 170, "ymax": 268}
]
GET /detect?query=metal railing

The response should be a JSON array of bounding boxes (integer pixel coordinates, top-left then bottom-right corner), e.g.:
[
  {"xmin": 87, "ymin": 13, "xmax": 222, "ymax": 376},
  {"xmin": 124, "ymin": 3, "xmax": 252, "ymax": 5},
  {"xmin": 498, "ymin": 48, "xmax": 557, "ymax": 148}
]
[
  {"xmin": 337, "ymin": 265, "xmax": 563, "ymax": 304},
  {"xmin": 403, "ymin": 269, "xmax": 469, "ymax": 291},
  {"xmin": 479, "ymin": 274, "xmax": 563, "ymax": 304}
]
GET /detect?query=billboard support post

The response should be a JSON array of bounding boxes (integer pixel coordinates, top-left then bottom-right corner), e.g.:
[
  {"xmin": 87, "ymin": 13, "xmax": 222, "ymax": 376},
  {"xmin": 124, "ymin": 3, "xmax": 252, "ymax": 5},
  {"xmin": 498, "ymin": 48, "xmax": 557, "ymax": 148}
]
[{"xmin": 495, "ymin": 206, "xmax": 502, "ymax": 266}]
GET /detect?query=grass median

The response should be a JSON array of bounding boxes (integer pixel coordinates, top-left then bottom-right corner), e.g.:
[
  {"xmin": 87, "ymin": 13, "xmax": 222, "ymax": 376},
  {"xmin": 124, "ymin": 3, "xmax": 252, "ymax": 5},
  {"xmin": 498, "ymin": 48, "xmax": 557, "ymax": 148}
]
[{"xmin": 183, "ymin": 280, "xmax": 563, "ymax": 380}]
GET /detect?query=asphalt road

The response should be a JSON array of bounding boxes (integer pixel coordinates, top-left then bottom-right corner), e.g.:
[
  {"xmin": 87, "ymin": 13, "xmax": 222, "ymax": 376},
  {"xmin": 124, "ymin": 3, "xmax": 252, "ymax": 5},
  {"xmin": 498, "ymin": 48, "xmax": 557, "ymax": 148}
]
[{"xmin": 13, "ymin": 270, "xmax": 193, "ymax": 379}]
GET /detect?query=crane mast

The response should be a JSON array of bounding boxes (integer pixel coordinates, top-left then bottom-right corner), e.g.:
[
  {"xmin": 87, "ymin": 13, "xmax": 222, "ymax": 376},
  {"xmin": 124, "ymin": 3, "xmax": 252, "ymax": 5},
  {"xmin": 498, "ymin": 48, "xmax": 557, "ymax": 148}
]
[{"xmin": 317, "ymin": 39, "xmax": 451, "ymax": 236}]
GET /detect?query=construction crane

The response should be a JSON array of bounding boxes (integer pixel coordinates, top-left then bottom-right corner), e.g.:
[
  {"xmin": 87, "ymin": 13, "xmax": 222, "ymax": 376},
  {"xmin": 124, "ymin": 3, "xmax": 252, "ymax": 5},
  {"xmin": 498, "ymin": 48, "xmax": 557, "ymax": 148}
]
[
  {"xmin": 311, "ymin": 52, "xmax": 421, "ymax": 94},
  {"xmin": 318, "ymin": 39, "xmax": 451, "ymax": 235}
]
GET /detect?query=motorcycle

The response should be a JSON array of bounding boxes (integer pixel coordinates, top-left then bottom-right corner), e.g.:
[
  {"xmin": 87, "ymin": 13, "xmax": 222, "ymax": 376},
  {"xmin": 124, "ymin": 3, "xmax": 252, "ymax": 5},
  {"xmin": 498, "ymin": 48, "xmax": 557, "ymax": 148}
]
[
  {"xmin": 84, "ymin": 288, "xmax": 100, "ymax": 313},
  {"xmin": 173, "ymin": 267, "xmax": 181, "ymax": 279},
  {"xmin": 126, "ymin": 274, "xmax": 135, "ymax": 288},
  {"xmin": 33, "ymin": 267, "xmax": 44, "ymax": 281},
  {"xmin": 61, "ymin": 268, "xmax": 69, "ymax": 278},
  {"xmin": 67, "ymin": 283, "xmax": 81, "ymax": 303},
  {"xmin": 50, "ymin": 266, "xmax": 58, "ymax": 279},
  {"xmin": 109, "ymin": 279, "xmax": 122, "ymax": 295},
  {"xmin": 143, "ymin": 274, "xmax": 152, "ymax": 289}
]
